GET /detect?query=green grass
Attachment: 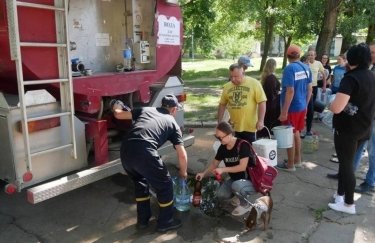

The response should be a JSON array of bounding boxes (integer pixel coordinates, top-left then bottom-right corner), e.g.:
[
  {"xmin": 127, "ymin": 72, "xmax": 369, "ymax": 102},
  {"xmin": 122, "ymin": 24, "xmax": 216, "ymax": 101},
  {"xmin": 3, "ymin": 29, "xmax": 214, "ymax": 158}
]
[
  {"xmin": 314, "ymin": 207, "xmax": 326, "ymax": 221},
  {"xmin": 184, "ymin": 79, "xmax": 227, "ymax": 88},
  {"xmin": 182, "ymin": 57, "xmax": 284, "ymax": 122},
  {"xmin": 182, "ymin": 57, "xmax": 284, "ymax": 81},
  {"xmin": 184, "ymin": 92, "xmax": 220, "ymax": 122},
  {"xmin": 183, "ymin": 68, "xmax": 229, "ymax": 80}
]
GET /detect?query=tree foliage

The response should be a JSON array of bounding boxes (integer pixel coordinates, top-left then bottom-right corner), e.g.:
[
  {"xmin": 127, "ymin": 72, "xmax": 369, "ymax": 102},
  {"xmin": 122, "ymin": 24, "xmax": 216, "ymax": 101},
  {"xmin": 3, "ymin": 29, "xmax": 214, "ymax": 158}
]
[
  {"xmin": 180, "ymin": 0, "xmax": 375, "ymax": 66},
  {"xmin": 180, "ymin": 0, "xmax": 216, "ymax": 57},
  {"xmin": 315, "ymin": 0, "xmax": 343, "ymax": 59}
]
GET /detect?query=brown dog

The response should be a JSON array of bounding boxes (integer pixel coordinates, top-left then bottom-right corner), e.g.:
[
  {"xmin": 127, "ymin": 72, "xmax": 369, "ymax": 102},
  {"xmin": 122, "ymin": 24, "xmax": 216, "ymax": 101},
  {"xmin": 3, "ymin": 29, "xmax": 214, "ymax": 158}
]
[{"xmin": 245, "ymin": 193, "xmax": 273, "ymax": 231}]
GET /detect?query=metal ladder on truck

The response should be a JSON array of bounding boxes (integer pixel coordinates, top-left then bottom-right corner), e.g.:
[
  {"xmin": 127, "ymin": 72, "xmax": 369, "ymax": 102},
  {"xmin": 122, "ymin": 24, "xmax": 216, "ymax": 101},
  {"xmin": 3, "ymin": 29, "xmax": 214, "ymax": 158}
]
[{"xmin": 6, "ymin": 0, "xmax": 77, "ymax": 187}]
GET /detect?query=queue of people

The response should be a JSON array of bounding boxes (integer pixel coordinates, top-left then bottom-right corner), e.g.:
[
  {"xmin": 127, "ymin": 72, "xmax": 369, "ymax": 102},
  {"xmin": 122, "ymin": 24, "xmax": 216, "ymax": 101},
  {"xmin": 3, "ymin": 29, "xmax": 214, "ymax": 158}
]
[{"xmin": 110, "ymin": 42, "xmax": 375, "ymax": 233}]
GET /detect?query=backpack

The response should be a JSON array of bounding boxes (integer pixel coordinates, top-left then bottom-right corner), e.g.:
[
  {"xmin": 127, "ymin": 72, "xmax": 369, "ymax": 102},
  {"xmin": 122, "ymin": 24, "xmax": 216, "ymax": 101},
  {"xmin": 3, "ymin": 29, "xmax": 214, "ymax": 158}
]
[{"xmin": 237, "ymin": 139, "xmax": 278, "ymax": 195}]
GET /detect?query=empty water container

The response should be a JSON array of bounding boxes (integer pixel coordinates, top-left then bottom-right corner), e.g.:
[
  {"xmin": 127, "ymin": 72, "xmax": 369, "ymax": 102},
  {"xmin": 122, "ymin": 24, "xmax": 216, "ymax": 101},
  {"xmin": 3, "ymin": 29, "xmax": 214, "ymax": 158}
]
[{"xmin": 174, "ymin": 178, "xmax": 191, "ymax": 212}]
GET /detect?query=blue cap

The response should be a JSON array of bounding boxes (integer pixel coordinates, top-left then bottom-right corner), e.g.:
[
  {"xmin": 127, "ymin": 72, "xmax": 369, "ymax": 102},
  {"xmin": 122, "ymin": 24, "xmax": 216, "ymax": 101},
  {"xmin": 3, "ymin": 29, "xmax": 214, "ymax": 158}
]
[
  {"xmin": 238, "ymin": 55, "xmax": 253, "ymax": 68},
  {"xmin": 162, "ymin": 94, "xmax": 182, "ymax": 109}
]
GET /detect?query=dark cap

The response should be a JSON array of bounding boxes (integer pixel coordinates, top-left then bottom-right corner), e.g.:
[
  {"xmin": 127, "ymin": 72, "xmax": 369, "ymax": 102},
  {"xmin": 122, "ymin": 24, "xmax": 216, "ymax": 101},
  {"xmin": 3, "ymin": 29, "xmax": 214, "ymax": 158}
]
[{"xmin": 161, "ymin": 94, "xmax": 182, "ymax": 109}]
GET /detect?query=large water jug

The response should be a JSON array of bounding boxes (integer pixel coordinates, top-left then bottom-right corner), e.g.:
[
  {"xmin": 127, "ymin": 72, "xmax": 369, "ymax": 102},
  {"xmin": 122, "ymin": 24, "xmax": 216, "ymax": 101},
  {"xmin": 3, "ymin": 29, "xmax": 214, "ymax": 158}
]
[
  {"xmin": 303, "ymin": 135, "xmax": 314, "ymax": 154},
  {"xmin": 174, "ymin": 178, "xmax": 191, "ymax": 212}
]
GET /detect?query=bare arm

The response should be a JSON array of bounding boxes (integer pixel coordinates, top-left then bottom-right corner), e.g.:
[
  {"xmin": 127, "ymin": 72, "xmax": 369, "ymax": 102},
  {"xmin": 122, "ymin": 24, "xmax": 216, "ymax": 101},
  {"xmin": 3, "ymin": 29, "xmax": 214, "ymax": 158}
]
[
  {"xmin": 321, "ymin": 70, "xmax": 327, "ymax": 92},
  {"xmin": 195, "ymin": 159, "xmax": 221, "ymax": 180},
  {"xmin": 306, "ymin": 83, "xmax": 313, "ymax": 104},
  {"xmin": 217, "ymin": 104, "xmax": 227, "ymax": 123},
  {"xmin": 279, "ymin": 87, "xmax": 294, "ymax": 122},
  {"xmin": 215, "ymin": 157, "xmax": 248, "ymax": 174},
  {"xmin": 256, "ymin": 101, "xmax": 266, "ymax": 130},
  {"xmin": 113, "ymin": 105, "xmax": 132, "ymax": 120},
  {"xmin": 175, "ymin": 144, "xmax": 188, "ymax": 179},
  {"xmin": 329, "ymin": 92, "xmax": 350, "ymax": 114}
]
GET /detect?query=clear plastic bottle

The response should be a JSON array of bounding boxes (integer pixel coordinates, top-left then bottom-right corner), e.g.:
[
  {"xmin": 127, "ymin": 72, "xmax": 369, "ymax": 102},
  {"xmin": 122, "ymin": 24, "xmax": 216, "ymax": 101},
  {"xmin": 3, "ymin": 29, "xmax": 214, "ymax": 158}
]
[
  {"xmin": 312, "ymin": 135, "xmax": 319, "ymax": 151},
  {"xmin": 123, "ymin": 43, "xmax": 132, "ymax": 71},
  {"xmin": 174, "ymin": 178, "xmax": 191, "ymax": 212}
]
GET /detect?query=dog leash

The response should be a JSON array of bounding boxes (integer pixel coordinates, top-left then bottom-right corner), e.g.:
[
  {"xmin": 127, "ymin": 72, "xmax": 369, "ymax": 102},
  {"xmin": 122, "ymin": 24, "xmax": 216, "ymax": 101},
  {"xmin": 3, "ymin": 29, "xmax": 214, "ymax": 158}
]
[{"xmin": 234, "ymin": 192, "xmax": 259, "ymax": 208}]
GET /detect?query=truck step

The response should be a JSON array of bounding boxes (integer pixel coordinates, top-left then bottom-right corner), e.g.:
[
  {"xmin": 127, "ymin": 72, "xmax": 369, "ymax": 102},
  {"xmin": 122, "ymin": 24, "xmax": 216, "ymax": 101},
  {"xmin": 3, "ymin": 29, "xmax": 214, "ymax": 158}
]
[
  {"xmin": 27, "ymin": 159, "xmax": 124, "ymax": 204},
  {"xmin": 26, "ymin": 135, "xmax": 195, "ymax": 204}
]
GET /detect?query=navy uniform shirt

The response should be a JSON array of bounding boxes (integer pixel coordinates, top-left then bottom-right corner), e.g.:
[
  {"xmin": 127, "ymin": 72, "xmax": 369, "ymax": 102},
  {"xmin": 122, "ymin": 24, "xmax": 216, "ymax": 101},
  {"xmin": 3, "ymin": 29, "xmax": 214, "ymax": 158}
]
[{"xmin": 124, "ymin": 107, "xmax": 183, "ymax": 154}]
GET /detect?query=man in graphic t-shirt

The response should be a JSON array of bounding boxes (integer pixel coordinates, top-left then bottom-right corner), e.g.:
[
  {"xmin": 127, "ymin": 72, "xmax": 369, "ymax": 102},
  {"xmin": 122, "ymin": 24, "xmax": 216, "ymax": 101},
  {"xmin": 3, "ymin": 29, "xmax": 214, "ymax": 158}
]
[{"xmin": 217, "ymin": 63, "xmax": 267, "ymax": 144}]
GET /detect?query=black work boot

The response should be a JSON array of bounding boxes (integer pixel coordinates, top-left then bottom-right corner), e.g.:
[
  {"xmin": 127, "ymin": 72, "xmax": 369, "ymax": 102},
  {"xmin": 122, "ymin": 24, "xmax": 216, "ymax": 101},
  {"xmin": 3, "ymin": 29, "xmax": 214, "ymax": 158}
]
[
  {"xmin": 327, "ymin": 173, "xmax": 338, "ymax": 179},
  {"xmin": 156, "ymin": 218, "xmax": 182, "ymax": 233},
  {"xmin": 136, "ymin": 200, "xmax": 151, "ymax": 229}
]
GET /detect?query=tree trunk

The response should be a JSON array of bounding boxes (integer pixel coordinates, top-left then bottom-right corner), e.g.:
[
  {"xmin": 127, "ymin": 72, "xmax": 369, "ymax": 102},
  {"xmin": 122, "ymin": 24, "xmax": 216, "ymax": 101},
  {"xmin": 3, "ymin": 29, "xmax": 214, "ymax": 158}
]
[
  {"xmin": 315, "ymin": 0, "xmax": 342, "ymax": 59},
  {"xmin": 282, "ymin": 36, "xmax": 292, "ymax": 69},
  {"xmin": 259, "ymin": 0, "xmax": 276, "ymax": 72},
  {"xmin": 366, "ymin": 23, "xmax": 375, "ymax": 44},
  {"xmin": 260, "ymin": 17, "xmax": 275, "ymax": 72},
  {"xmin": 340, "ymin": 36, "xmax": 352, "ymax": 54}
]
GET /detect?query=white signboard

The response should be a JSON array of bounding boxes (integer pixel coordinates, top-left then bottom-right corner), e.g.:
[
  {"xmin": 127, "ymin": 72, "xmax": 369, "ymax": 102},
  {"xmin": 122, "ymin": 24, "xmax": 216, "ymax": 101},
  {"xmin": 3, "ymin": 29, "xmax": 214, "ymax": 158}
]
[
  {"xmin": 95, "ymin": 33, "xmax": 110, "ymax": 46},
  {"xmin": 157, "ymin": 15, "xmax": 180, "ymax": 46}
]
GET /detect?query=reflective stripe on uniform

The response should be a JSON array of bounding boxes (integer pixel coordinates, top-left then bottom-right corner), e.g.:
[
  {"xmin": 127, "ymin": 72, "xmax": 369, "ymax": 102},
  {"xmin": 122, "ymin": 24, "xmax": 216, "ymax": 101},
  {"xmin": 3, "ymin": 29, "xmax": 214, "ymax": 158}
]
[
  {"xmin": 159, "ymin": 200, "xmax": 173, "ymax": 207},
  {"xmin": 136, "ymin": 196, "xmax": 151, "ymax": 202}
]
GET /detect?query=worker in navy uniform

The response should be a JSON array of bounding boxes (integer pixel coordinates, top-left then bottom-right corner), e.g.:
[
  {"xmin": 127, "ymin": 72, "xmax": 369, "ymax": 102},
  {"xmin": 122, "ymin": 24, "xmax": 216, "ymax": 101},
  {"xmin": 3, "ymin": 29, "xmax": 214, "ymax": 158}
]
[{"xmin": 111, "ymin": 94, "xmax": 188, "ymax": 233}]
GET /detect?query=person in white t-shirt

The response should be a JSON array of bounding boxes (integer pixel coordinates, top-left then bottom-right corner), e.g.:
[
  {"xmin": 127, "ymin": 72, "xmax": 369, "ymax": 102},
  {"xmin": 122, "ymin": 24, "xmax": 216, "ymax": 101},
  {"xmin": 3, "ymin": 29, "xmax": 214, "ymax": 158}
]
[{"xmin": 305, "ymin": 50, "xmax": 326, "ymax": 136}]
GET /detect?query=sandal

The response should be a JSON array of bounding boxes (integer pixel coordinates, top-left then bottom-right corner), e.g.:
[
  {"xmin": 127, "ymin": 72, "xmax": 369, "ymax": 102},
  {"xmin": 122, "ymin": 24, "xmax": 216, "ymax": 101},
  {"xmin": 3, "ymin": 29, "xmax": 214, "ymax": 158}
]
[
  {"xmin": 284, "ymin": 159, "xmax": 302, "ymax": 168},
  {"xmin": 231, "ymin": 205, "xmax": 251, "ymax": 216},
  {"xmin": 277, "ymin": 162, "xmax": 296, "ymax": 172},
  {"xmin": 294, "ymin": 162, "xmax": 303, "ymax": 168},
  {"xmin": 330, "ymin": 157, "xmax": 339, "ymax": 163}
]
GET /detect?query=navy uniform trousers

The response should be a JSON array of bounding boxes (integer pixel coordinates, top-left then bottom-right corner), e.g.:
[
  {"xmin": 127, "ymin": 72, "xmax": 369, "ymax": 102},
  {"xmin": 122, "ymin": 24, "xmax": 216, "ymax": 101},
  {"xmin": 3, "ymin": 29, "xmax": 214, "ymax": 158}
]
[{"xmin": 120, "ymin": 140, "xmax": 174, "ymax": 227}]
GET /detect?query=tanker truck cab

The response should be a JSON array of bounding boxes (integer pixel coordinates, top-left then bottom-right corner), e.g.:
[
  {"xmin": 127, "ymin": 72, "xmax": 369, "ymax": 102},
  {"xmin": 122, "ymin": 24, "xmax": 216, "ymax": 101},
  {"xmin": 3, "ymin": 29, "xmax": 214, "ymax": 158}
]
[{"xmin": 0, "ymin": 0, "xmax": 194, "ymax": 203}]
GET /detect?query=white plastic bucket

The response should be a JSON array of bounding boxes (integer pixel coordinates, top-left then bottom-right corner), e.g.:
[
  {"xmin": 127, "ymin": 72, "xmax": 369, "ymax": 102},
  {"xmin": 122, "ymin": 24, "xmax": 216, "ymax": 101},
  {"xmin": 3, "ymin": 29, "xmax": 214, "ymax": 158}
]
[{"xmin": 272, "ymin": 126, "xmax": 294, "ymax": 148}]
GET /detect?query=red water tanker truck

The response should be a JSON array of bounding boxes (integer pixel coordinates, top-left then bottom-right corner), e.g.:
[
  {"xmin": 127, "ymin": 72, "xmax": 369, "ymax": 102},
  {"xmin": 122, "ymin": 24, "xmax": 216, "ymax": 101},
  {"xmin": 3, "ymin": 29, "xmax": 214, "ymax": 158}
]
[{"xmin": 0, "ymin": 0, "xmax": 194, "ymax": 203}]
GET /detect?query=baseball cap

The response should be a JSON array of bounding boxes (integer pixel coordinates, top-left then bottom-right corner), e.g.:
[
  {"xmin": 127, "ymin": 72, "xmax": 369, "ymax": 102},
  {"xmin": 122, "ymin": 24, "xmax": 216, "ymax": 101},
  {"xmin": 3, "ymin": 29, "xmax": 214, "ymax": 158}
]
[
  {"xmin": 287, "ymin": 44, "xmax": 301, "ymax": 58},
  {"xmin": 238, "ymin": 55, "xmax": 252, "ymax": 68},
  {"xmin": 162, "ymin": 94, "xmax": 182, "ymax": 109}
]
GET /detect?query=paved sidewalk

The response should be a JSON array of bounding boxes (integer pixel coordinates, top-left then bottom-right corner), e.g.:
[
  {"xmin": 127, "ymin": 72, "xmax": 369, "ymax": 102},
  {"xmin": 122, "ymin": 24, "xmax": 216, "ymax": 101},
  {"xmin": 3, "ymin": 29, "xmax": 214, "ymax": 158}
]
[
  {"xmin": 163, "ymin": 120, "xmax": 375, "ymax": 243},
  {"xmin": 0, "ymin": 121, "xmax": 374, "ymax": 243}
]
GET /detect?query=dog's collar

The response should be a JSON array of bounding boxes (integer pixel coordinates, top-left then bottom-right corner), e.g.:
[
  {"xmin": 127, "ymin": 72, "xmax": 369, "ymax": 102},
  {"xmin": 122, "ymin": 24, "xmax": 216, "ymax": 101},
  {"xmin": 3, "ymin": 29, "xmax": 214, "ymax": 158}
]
[{"xmin": 253, "ymin": 200, "xmax": 268, "ymax": 219}]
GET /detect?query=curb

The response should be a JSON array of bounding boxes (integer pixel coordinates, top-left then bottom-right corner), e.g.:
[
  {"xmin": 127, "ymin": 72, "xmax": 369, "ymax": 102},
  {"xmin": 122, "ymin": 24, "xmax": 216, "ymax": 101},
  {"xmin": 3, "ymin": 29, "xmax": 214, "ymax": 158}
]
[{"xmin": 184, "ymin": 121, "xmax": 217, "ymax": 128}]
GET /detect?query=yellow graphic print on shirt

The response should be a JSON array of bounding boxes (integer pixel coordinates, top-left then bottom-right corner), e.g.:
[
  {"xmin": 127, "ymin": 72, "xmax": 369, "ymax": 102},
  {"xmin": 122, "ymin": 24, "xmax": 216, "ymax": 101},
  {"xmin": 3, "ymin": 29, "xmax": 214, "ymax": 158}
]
[{"xmin": 228, "ymin": 86, "xmax": 250, "ymax": 108}]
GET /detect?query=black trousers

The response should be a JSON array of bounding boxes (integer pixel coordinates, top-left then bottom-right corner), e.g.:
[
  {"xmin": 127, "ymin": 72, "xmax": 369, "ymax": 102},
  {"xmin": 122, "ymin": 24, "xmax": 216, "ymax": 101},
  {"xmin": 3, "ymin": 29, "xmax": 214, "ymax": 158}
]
[
  {"xmin": 235, "ymin": 131, "xmax": 256, "ymax": 144},
  {"xmin": 334, "ymin": 130, "xmax": 367, "ymax": 204},
  {"xmin": 306, "ymin": 86, "xmax": 318, "ymax": 133},
  {"xmin": 120, "ymin": 141, "xmax": 174, "ymax": 227}
]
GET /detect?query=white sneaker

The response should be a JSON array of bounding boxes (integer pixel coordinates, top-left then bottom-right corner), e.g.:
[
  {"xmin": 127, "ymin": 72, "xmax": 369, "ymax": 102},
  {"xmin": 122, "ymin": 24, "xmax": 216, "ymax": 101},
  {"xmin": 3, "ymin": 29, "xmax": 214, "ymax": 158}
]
[
  {"xmin": 328, "ymin": 201, "xmax": 356, "ymax": 215},
  {"xmin": 230, "ymin": 196, "xmax": 240, "ymax": 206},
  {"xmin": 333, "ymin": 193, "xmax": 344, "ymax": 203},
  {"xmin": 231, "ymin": 205, "xmax": 251, "ymax": 216}
]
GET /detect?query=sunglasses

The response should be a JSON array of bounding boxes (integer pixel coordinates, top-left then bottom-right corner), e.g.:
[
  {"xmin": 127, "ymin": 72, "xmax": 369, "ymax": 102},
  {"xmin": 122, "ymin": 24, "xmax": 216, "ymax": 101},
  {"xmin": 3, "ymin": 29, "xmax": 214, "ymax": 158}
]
[{"xmin": 214, "ymin": 133, "xmax": 230, "ymax": 142}]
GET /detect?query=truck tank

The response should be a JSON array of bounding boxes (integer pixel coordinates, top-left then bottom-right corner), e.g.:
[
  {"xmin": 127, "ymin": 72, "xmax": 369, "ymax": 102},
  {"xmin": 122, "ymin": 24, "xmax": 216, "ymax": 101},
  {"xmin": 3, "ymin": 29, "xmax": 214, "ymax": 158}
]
[
  {"xmin": 0, "ymin": 0, "xmax": 194, "ymax": 203},
  {"xmin": 0, "ymin": 0, "xmax": 183, "ymax": 114}
]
